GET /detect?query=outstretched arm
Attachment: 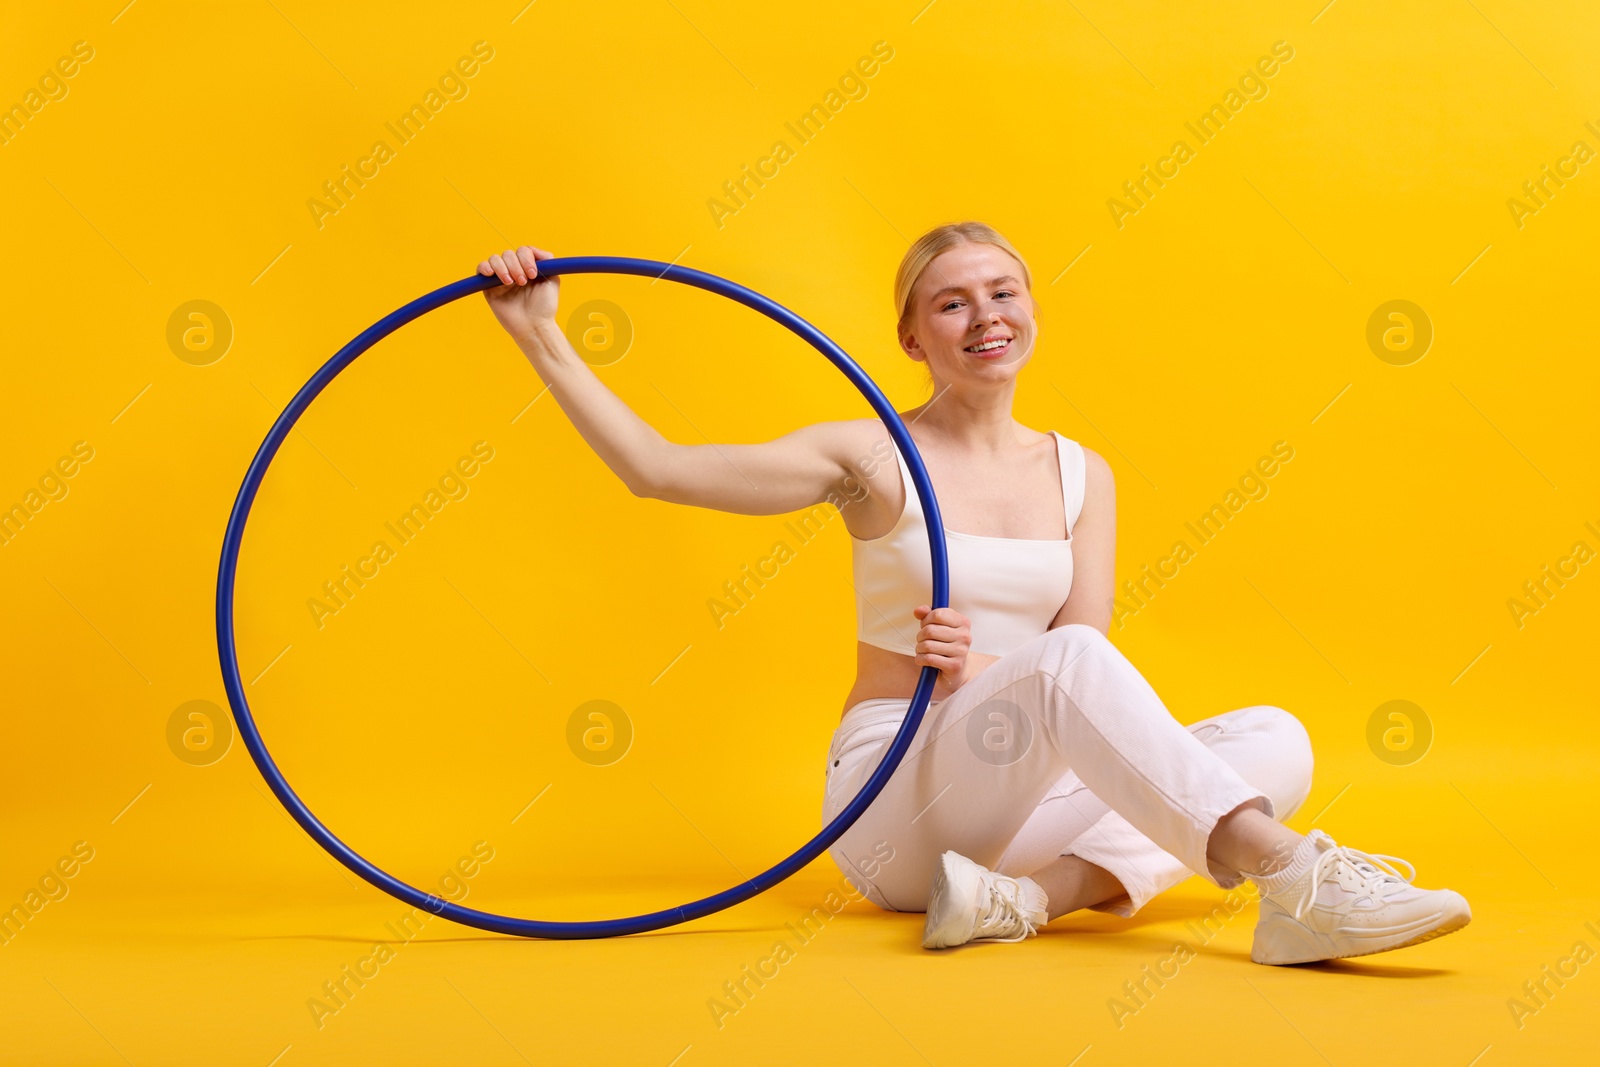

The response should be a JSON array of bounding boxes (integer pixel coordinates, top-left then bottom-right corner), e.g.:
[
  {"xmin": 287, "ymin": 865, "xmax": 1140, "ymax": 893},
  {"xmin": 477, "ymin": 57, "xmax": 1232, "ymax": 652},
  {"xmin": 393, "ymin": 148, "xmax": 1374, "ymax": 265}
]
[{"xmin": 481, "ymin": 245, "xmax": 857, "ymax": 516}]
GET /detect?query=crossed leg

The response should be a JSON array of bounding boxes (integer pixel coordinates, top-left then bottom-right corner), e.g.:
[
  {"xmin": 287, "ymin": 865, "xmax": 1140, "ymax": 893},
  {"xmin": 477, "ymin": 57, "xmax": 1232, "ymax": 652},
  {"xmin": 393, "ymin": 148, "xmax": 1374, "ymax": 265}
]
[
  {"xmin": 992, "ymin": 703, "xmax": 1315, "ymax": 920},
  {"xmin": 822, "ymin": 623, "xmax": 1307, "ymax": 912}
]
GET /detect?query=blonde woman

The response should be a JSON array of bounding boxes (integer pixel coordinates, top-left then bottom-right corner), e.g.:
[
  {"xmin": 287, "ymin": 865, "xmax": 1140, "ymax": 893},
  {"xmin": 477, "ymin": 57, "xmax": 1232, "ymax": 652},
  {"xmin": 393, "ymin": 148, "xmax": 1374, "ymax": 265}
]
[{"xmin": 477, "ymin": 225, "xmax": 1470, "ymax": 963}]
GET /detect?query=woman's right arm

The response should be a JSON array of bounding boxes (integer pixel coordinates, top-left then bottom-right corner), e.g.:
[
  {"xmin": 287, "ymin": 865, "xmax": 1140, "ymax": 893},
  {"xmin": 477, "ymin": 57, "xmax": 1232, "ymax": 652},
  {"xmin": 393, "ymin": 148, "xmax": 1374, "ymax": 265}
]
[{"xmin": 480, "ymin": 245, "xmax": 869, "ymax": 517}]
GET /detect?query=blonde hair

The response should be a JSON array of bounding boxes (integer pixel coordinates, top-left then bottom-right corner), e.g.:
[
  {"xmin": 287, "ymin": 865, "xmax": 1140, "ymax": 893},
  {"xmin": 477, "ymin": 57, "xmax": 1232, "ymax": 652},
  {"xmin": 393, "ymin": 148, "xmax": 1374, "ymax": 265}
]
[{"xmin": 892, "ymin": 221, "xmax": 1034, "ymax": 336}]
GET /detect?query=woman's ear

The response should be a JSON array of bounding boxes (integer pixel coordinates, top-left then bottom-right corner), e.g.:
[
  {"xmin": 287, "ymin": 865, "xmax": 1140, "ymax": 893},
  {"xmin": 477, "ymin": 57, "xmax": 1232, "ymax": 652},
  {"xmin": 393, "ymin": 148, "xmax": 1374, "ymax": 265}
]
[{"xmin": 899, "ymin": 328, "xmax": 923, "ymax": 360}]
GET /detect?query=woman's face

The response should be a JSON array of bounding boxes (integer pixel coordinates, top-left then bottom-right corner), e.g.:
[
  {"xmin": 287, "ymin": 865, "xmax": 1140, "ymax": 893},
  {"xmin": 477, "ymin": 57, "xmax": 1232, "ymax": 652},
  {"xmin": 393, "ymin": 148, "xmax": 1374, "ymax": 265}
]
[{"xmin": 899, "ymin": 241, "xmax": 1037, "ymax": 383}]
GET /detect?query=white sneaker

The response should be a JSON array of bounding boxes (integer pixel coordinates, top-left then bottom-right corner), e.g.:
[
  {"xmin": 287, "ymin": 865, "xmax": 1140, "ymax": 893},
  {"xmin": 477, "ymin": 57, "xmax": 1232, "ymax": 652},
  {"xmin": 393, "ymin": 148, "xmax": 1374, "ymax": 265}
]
[
  {"xmin": 922, "ymin": 850, "xmax": 1049, "ymax": 949},
  {"xmin": 1250, "ymin": 829, "xmax": 1472, "ymax": 965}
]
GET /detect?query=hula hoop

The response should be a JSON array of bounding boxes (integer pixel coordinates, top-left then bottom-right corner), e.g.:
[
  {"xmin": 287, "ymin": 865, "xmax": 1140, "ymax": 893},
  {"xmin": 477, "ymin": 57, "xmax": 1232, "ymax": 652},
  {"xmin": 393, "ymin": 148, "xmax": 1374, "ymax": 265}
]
[{"xmin": 215, "ymin": 256, "xmax": 950, "ymax": 939}]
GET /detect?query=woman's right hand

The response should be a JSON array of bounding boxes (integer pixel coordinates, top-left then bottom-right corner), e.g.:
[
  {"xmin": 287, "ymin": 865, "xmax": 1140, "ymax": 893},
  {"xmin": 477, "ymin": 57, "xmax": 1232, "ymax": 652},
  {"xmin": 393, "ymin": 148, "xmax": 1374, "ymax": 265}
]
[
  {"xmin": 478, "ymin": 245, "xmax": 560, "ymax": 341},
  {"xmin": 913, "ymin": 604, "xmax": 975, "ymax": 693}
]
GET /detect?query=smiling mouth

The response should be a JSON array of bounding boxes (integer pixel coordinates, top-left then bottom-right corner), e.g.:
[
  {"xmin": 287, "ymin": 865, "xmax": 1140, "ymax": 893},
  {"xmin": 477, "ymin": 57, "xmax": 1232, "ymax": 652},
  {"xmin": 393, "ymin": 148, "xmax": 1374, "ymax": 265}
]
[{"xmin": 964, "ymin": 337, "xmax": 1013, "ymax": 356}]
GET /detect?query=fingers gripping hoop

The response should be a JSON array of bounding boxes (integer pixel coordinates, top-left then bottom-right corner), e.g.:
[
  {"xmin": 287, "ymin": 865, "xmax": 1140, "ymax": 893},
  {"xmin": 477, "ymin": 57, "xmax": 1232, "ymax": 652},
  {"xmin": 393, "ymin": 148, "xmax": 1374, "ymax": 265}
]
[{"xmin": 215, "ymin": 256, "xmax": 951, "ymax": 939}]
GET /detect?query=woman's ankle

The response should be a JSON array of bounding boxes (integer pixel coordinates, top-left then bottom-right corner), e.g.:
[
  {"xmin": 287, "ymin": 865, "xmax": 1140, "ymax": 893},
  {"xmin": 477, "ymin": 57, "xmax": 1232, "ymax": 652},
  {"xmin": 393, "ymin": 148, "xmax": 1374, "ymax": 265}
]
[
  {"xmin": 1208, "ymin": 803, "xmax": 1304, "ymax": 879},
  {"xmin": 1027, "ymin": 855, "xmax": 1128, "ymax": 921}
]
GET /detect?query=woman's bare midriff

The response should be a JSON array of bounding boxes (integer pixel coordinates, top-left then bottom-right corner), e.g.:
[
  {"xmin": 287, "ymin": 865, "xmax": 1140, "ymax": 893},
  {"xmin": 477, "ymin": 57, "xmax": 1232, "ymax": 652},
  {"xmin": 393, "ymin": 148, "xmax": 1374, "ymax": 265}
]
[{"xmin": 840, "ymin": 641, "xmax": 940, "ymax": 721}]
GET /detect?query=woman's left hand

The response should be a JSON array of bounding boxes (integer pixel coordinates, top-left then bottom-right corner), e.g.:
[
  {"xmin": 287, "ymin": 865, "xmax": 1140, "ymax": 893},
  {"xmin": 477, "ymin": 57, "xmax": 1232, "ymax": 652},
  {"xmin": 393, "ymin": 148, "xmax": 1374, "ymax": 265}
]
[{"xmin": 913, "ymin": 605, "xmax": 976, "ymax": 693}]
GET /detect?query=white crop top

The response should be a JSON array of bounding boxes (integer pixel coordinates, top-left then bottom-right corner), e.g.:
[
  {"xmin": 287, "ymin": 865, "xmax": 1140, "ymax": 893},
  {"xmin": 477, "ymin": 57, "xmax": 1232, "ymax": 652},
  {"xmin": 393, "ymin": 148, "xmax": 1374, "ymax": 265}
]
[{"xmin": 850, "ymin": 431, "xmax": 1086, "ymax": 658}]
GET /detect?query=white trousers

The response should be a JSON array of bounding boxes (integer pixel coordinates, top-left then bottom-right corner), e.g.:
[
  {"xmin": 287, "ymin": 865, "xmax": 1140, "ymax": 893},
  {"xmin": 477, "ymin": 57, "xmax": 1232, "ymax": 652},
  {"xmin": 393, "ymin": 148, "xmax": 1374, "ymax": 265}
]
[{"xmin": 820, "ymin": 624, "xmax": 1315, "ymax": 917}]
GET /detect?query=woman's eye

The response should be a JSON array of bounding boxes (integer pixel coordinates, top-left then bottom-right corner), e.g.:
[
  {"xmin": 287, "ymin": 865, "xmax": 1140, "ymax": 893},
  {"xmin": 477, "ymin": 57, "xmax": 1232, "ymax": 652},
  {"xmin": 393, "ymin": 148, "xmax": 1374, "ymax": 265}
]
[
  {"xmin": 942, "ymin": 300, "xmax": 963, "ymax": 311},
  {"xmin": 995, "ymin": 290, "xmax": 1015, "ymax": 299}
]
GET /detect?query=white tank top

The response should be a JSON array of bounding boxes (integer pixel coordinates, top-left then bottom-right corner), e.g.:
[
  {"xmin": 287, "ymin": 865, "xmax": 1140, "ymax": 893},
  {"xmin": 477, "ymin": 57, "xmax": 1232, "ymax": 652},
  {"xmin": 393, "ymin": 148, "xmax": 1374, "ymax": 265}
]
[{"xmin": 850, "ymin": 431, "xmax": 1086, "ymax": 657}]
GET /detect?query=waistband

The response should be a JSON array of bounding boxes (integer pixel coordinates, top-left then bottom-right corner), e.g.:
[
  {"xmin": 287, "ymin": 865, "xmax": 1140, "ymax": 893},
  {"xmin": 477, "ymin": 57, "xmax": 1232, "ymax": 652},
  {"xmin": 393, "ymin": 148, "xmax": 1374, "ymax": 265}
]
[
  {"xmin": 840, "ymin": 696, "xmax": 910, "ymax": 726},
  {"xmin": 828, "ymin": 695, "xmax": 942, "ymax": 759}
]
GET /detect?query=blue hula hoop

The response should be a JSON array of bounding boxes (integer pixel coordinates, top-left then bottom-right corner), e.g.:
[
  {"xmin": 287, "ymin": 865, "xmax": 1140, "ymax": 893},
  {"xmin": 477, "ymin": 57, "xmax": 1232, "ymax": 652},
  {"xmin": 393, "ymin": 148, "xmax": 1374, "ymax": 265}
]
[{"xmin": 215, "ymin": 256, "xmax": 951, "ymax": 939}]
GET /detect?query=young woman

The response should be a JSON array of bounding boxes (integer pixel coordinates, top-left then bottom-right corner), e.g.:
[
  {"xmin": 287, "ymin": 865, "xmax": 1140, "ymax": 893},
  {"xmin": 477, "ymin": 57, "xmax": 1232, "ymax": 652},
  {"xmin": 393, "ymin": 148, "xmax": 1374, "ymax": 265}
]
[{"xmin": 477, "ymin": 224, "xmax": 1471, "ymax": 964}]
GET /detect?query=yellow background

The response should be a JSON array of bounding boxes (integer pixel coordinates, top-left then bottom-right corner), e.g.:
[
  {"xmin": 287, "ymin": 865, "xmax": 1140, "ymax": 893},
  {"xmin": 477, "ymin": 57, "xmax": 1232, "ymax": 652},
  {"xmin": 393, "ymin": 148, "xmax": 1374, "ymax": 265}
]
[{"xmin": 2, "ymin": 0, "xmax": 1596, "ymax": 1063}]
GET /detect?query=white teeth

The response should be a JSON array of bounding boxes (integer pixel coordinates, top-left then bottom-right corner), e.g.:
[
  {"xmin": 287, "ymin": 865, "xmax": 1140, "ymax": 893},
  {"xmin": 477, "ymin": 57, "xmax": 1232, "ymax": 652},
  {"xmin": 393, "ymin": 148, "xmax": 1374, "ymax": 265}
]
[{"xmin": 967, "ymin": 339, "xmax": 1010, "ymax": 352}]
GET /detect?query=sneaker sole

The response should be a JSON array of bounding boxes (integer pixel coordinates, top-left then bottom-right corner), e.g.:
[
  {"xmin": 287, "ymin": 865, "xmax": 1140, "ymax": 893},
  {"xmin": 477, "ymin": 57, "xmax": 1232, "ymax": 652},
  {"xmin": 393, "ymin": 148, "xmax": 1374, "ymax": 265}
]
[{"xmin": 1251, "ymin": 897, "xmax": 1472, "ymax": 965}]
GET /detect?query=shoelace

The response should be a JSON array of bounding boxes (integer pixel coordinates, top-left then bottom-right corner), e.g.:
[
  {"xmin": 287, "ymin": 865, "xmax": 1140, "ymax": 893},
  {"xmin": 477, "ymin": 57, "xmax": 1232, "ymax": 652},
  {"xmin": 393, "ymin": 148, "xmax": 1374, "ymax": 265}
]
[
  {"xmin": 971, "ymin": 876, "xmax": 1039, "ymax": 943},
  {"xmin": 1294, "ymin": 839, "xmax": 1418, "ymax": 921}
]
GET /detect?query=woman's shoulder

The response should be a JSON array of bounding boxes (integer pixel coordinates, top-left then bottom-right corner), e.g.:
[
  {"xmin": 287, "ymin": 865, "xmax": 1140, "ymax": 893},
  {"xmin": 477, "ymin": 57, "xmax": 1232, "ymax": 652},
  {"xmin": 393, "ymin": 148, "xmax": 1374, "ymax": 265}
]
[
  {"xmin": 773, "ymin": 418, "xmax": 906, "ymax": 494},
  {"xmin": 1048, "ymin": 430, "xmax": 1107, "ymax": 471},
  {"xmin": 820, "ymin": 419, "xmax": 1108, "ymax": 474},
  {"xmin": 1073, "ymin": 441, "xmax": 1114, "ymax": 505},
  {"xmin": 821, "ymin": 416, "xmax": 910, "ymax": 464},
  {"xmin": 1076, "ymin": 442, "xmax": 1111, "ymax": 479}
]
